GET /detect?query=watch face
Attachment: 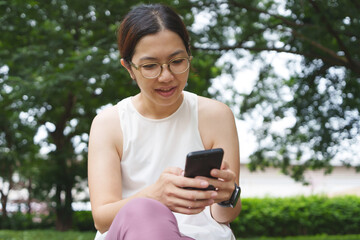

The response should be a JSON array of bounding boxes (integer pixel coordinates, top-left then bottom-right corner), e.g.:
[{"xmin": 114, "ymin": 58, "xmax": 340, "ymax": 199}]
[{"xmin": 228, "ymin": 184, "xmax": 240, "ymax": 208}]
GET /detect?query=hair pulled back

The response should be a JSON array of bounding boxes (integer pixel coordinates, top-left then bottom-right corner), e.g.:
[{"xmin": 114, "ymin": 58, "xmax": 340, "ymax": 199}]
[{"xmin": 117, "ymin": 4, "xmax": 191, "ymax": 64}]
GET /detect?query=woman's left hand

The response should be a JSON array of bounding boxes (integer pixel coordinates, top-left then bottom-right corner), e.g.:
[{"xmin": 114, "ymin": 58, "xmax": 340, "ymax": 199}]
[{"xmin": 196, "ymin": 161, "xmax": 236, "ymax": 203}]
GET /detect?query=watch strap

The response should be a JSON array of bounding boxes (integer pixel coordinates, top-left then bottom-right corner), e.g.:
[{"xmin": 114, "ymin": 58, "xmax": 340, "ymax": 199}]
[{"xmin": 217, "ymin": 183, "xmax": 241, "ymax": 208}]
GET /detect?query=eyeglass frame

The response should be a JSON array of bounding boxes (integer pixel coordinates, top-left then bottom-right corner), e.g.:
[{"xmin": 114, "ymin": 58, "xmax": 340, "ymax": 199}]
[{"xmin": 128, "ymin": 56, "xmax": 193, "ymax": 79}]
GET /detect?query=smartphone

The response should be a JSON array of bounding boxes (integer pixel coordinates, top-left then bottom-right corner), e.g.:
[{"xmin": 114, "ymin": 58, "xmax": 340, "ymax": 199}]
[{"xmin": 184, "ymin": 148, "xmax": 224, "ymax": 190}]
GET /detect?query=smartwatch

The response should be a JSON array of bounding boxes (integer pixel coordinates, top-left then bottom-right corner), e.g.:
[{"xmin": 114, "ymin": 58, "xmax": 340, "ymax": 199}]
[{"xmin": 217, "ymin": 183, "xmax": 241, "ymax": 208}]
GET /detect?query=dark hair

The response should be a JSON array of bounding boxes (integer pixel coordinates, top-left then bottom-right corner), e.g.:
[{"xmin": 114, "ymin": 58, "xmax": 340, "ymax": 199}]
[{"xmin": 117, "ymin": 4, "xmax": 191, "ymax": 64}]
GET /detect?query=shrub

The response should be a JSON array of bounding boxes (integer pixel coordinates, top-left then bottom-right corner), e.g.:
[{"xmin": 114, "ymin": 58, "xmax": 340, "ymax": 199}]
[
  {"xmin": 72, "ymin": 211, "xmax": 95, "ymax": 231},
  {"xmin": 0, "ymin": 212, "xmax": 54, "ymax": 230},
  {"xmin": 0, "ymin": 210, "xmax": 94, "ymax": 231},
  {"xmin": 3, "ymin": 195, "xmax": 360, "ymax": 237},
  {"xmin": 0, "ymin": 230, "xmax": 96, "ymax": 240},
  {"xmin": 236, "ymin": 234, "xmax": 360, "ymax": 240},
  {"xmin": 231, "ymin": 195, "xmax": 360, "ymax": 238}
]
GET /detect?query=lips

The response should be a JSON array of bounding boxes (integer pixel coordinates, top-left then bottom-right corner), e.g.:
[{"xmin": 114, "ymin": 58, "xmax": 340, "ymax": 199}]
[{"xmin": 155, "ymin": 86, "xmax": 177, "ymax": 97}]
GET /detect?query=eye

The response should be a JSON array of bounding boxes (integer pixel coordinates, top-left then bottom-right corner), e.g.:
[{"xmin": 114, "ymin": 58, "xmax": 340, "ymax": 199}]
[
  {"xmin": 141, "ymin": 63, "xmax": 158, "ymax": 70},
  {"xmin": 171, "ymin": 58, "xmax": 185, "ymax": 65}
]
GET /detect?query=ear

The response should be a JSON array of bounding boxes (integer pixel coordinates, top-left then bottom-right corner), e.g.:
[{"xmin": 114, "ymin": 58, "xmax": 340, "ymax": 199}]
[{"xmin": 120, "ymin": 59, "xmax": 136, "ymax": 80}]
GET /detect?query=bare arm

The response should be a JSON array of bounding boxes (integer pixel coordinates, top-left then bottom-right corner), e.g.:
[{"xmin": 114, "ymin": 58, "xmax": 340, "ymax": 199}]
[
  {"xmin": 198, "ymin": 97, "xmax": 241, "ymax": 224},
  {"xmin": 88, "ymin": 106, "xmax": 125, "ymax": 233},
  {"xmin": 88, "ymin": 105, "xmax": 220, "ymax": 233}
]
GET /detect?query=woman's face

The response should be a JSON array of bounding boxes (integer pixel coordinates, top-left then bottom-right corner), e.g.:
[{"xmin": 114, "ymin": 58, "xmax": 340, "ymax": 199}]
[{"xmin": 127, "ymin": 29, "xmax": 190, "ymax": 111}]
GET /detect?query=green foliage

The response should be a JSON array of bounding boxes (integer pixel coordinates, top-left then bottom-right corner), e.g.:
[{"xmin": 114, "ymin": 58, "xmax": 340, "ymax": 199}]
[
  {"xmin": 237, "ymin": 234, "xmax": 360, "ymax": 240},
  {"xmin": 0, "ymin": 0, "xmax": 222, "ymax": 229},
  {"xmin": 0, "ymin": 212, "xmax": 54, "ymax": 230},
  {"xmin": 193, "ymin": 0, "xmax": 360, "ymax": 181},
  {"xmin": 231, "ymin": 195, "xmax": 360, "ymax": 238},
  {"xmin": 4, "ymin": 196, "xmax": 359, "ymax": 238},
  {"xmin": 72, "ymin": 211, "xmax": 95, "ymax": 232},
  {"xmin": 0, "ymin": 231, "xmax": 360, "ymax": 240},
  {"xmin": 0, "ymin": 211, "xmax": 93, "ymax": 231},
  {"xmin": 2, "ymin": 0, "xmax": 359, "ymax": 231}
]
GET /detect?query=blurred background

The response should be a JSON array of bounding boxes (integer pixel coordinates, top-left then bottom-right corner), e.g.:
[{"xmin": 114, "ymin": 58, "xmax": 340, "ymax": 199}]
[{"xmin": 1, "ymin": 0, "xmax": 359, "ymax": 239}]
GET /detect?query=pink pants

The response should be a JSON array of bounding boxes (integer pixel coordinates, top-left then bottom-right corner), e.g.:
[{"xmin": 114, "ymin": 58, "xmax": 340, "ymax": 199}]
[{"xmin": 105, "ymin": 198, "xmax": 194, "ymax": 240}]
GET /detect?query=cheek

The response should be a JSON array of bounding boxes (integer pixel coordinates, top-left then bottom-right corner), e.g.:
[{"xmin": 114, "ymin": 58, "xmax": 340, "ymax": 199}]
[
  {"xmin": 180, "ymin": 72, "xmax": 190, "ymax": 83},
  {"xmin": 134, "ymin": 77, "xmax": 151, "ymax": 91},
  {"xmin": 132, "ymin": 71, "xmax": 143, "ymax": 82},
  {"xmin": 130, "ymin": 71, "xmax": 136, "ymax": 80}
]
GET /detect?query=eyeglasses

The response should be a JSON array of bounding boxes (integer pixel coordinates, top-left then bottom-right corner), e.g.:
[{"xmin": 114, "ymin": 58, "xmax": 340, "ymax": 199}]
[{"xmin": 129, "ymin": 56, "xmax": 193, "ymax": 79}]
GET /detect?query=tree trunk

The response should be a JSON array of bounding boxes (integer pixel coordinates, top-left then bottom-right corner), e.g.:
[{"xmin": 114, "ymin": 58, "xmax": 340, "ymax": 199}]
[
  {"xmin": 0, "ymin": 192, "xmax": 8, "ymax": 218},
  {"xmin": 55, "ymin": 183, "xmax": 73, "ymax": 231},
  {"xmin": 0, "ymin": 177, "xmax": 13, "ymax": 219},
  {"xmin": 27, "ymin": 178, "xmax": 32, "ymax": 214}
]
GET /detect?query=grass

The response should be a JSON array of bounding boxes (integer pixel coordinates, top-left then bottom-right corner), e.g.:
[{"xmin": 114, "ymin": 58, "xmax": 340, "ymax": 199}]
[
  {"xmin": 0, "ymin": 230, "xmax": 360, "ymax": 240},
  {"xmin": 0, "ymin": 230, "xmax": 96, "ymax": 240}
]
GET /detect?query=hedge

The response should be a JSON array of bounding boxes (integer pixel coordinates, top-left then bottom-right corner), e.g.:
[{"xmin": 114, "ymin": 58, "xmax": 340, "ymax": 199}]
[
  {"xmin": 2, "ymin": 231, "xmax": 359, "ymax": 240},
  {"xmin": 1, "ymin": 195, "xmax": 359, "ymax": 238},
  {"xmin": 0, "ymin": 212, "xmax": 54, "ymax": 230},
  {"xmin": 0, "ymin": 211, "xmax": 95, "ymax": 231},
  {"xmin": 72, "ymin": 210, "xmax": 96, "ymax": 231},
  {"xmin": 231, "ymin": 195, "xmax": 360, "ymax": 238},
  {"xmin": 237, "ymin": 234, "xmax": 360, "ymax": 240}
]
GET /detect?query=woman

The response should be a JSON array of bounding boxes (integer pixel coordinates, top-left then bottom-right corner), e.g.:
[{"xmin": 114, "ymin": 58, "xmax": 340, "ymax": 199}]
[{"xmin": 88, "ymin": 3, "xmax": 241, "ymax": 240}]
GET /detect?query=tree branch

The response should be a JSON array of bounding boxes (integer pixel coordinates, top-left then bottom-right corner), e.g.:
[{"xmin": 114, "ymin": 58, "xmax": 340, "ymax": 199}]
[
  {"xmin": 193, "ymin": 44, "xmax": 355, "ymax": 72},
  {"xmin": 223, "ymin": 0, "xmax": 360, "ymax": 72},
  {"xmin": 290, "ymin": 29, "xmax": 349, "ymax": 65},
  {"xmin": 227, "ymin": 0, "xmax": 303, "ymax": 28},
  {"xmin": 308, "ymin": 0, "xmax": 360, "ymax": 69}
]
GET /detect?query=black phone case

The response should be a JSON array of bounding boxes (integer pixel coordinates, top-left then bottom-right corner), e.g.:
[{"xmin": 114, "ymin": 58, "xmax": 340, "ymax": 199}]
[{"xmin": 184, "ymin": 148, "xmax": 224, "ymax": 190}]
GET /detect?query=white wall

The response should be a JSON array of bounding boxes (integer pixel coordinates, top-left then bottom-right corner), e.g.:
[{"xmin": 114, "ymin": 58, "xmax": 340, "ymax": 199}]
[{"xmin": 239, "ymin": 163, "xmax": 360, "ymax": 198}]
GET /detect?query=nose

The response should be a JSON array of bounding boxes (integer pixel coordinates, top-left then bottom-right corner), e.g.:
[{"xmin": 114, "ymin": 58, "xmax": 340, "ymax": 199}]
[{"xmin": 157, "ymin": 64, "xmax": 174, "ymax": 82}]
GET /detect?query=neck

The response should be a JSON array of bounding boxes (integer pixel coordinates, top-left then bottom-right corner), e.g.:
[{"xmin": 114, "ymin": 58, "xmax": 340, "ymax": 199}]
[{"xmin": 133, "ymin": 92, "xmax": 184, "ymax": 119}]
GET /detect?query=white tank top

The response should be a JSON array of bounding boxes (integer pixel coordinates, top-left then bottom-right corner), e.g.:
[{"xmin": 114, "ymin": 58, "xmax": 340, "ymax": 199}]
[{"xmin": 95, "ymin": 91, "xmax": 235, "ymax": 240}]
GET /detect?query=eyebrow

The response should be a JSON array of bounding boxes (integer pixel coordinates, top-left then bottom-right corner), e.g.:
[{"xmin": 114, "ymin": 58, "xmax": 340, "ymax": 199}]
[{"xmin": 139, "ymin": 50, "xmax": 186, "ymax": 62}]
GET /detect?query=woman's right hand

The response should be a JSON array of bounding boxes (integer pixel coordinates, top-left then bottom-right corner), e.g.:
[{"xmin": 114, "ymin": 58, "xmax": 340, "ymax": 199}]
[{"xmin": 146, "ymin": 167, "xmax": 218, "ymax": 215}]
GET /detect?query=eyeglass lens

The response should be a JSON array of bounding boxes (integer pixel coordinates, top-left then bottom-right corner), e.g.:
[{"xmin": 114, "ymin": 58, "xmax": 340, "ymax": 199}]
[{"xmin": 140, "ymin": 58, "xmax": 190, "ymax": 78}]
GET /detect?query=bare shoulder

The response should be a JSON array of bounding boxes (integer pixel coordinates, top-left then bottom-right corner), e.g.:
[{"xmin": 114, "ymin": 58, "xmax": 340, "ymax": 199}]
[
  {"xmin": 89, "ymin": 104, "xmax": 123, "ymax": 153},
  {"xmin": 198, "ymin": 96, "xmax": 234, "ymax": 121},
  {"xmin": 198, "ymin": 96, "xmax": 237, "ymax": 149},
  {"xmin": 92, "ymin": 104, "xmax": 119, "ymax": 125}
]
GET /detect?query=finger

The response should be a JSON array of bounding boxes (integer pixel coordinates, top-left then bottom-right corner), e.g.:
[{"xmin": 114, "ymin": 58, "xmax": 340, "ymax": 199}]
[
  {"xmin": 164, "ymin": 167, "xmax": 184, "ymax": 176},
  {"xmin": 180, "ymin": 188, "xmax": 218, "ymax": 201},
  {"xmin": 210, "ymin": 168, "xmax": 235, "ymax": 181},
  {"xmin": 176, "ymin": 176, "xmax": 210, "ymax": 190},
  {"xmin": 171, "ymin": 182, "xmax": 217, "ymax": 200},
  {"xmin": 220, "ymin": 161, "xmax": 230, "ymax": 170},
  {"xmin": 195, "ymin": 177, "xmax": 233, "ymax": 201}
]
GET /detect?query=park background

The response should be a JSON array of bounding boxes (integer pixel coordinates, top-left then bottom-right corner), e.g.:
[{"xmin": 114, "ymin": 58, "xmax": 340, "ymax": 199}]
[{"xmin": 1, "ymin": 0, "xmax": 359, "ymax": 239}]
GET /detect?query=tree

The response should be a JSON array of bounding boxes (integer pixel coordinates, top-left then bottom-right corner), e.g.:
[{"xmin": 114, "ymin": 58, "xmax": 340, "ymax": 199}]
[
  {"xmin": 4, "ymin": 0, "xmax": 358, "ymax": 229},
  {"xmin": 0, "ymin": 0, "xmax": 221, "ymax": 229},
  {"xmin": 191, "ymin": 0, "xmax": 360, "ymax": 181},
  {"xmin": 0, "ymin": 68, "xmax": 39, "ymax": 220}
]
